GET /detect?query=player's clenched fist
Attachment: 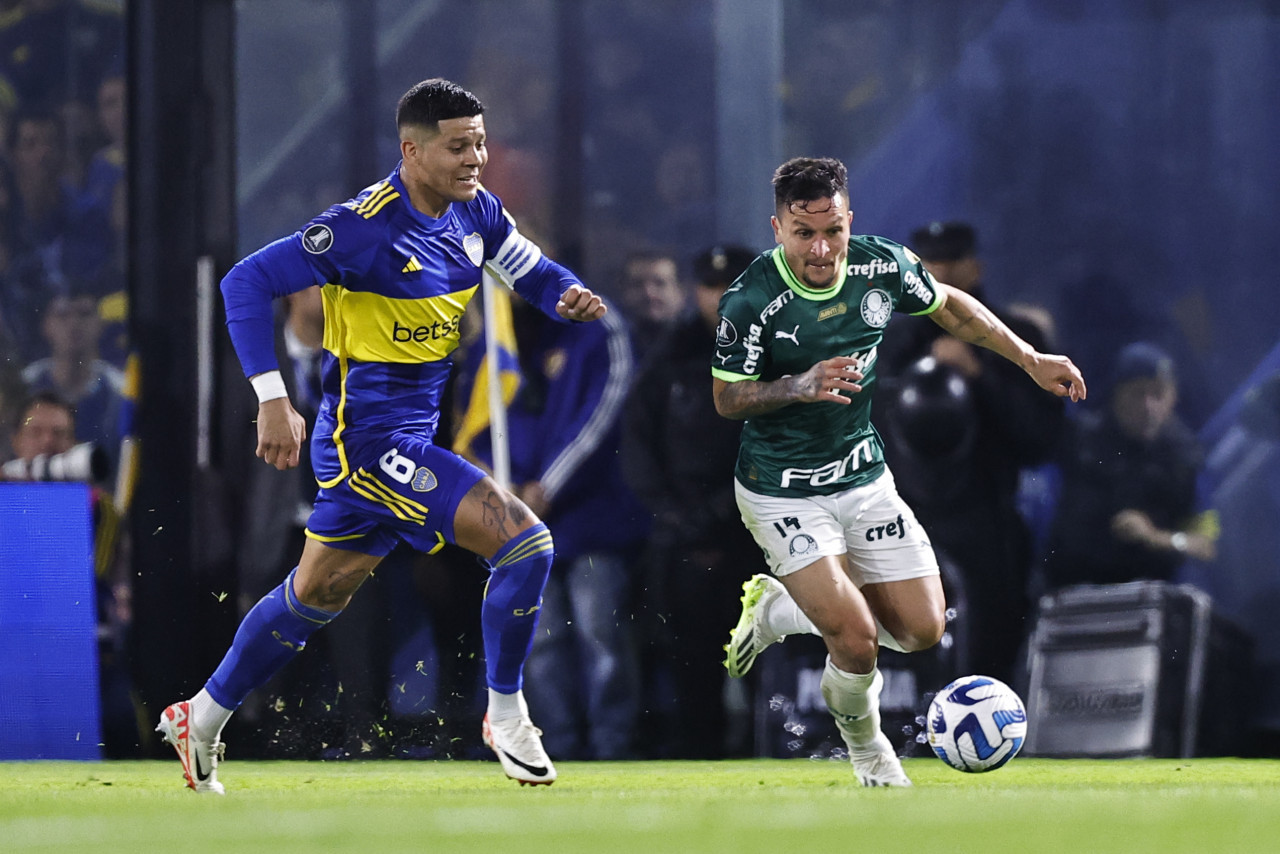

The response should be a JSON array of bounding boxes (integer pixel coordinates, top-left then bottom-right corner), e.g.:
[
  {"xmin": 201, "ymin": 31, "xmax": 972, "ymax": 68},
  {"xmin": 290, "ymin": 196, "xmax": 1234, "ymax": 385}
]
[{"xmin": 556, "ymin": 284, "xmax": 607, "ymax": 322}]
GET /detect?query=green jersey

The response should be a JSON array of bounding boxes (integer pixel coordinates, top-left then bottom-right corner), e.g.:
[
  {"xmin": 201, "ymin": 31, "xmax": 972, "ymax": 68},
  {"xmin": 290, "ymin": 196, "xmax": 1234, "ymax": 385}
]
[{"xmin": 712, "ymin": 234, "xmax": 943, "ymax": 497}]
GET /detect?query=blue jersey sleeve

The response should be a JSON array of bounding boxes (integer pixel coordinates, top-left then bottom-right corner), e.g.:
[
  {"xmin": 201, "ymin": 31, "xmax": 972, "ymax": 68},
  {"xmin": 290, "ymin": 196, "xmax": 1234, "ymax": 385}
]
[
  {"xmin": 476, "ymin": 189, "xmax": 581, "ymax": 323},
  {"xmin": 221, "ymin": 206, "xmax": 380, "ymax": 378}
]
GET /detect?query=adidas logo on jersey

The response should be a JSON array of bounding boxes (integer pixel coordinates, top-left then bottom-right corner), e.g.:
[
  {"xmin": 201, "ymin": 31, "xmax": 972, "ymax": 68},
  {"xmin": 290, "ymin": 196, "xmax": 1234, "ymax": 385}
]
[{"xmin": 402, "ymin": 256, "xmax": 424, "ymax": 273}]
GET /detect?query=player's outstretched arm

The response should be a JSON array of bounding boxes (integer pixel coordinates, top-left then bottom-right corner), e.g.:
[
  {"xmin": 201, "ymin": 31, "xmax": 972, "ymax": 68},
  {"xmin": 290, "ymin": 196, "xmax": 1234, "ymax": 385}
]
[
  {"xmin": 556, "ymin": 283, "xmax": 607, "ymax": 322},
  {"xmin": 713, "ymin": 357, "xmax": 864, "ymax": 420},
  {"xmin": 255, "ymin": 394, "xmax": 307, "ymax": 470},
  {"xmin": 930, "ymin": 284, "xmax": 1087, "ymax": 402}
]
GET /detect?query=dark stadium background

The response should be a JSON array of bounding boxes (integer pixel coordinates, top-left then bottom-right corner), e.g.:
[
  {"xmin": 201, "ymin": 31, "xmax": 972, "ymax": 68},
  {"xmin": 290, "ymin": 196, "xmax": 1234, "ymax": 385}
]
[{"xmin": 107, "ymin": 0, "xmax": 1280, "ymax": 754}]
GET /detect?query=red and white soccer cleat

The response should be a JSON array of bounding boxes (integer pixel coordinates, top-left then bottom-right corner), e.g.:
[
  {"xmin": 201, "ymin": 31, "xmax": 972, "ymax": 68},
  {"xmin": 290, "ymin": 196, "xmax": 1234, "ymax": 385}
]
[
  {"xmin": 482, "ymin": 712, "xmax": 557, "ymax": 786},
  {"xmin": 156, "ymin": 701, "xmax": 226, "ymax": 795}
]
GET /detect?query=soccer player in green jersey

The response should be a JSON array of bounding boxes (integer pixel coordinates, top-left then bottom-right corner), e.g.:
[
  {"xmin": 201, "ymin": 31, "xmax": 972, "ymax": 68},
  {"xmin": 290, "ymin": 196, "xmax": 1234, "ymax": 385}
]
[{"xmin": 715, "ymin": 157, "xmax": 1085, "ymax": 786}]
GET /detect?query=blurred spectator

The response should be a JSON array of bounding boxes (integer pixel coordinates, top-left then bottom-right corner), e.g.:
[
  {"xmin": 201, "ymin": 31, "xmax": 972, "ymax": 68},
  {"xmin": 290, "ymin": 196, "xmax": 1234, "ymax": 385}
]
[
  {"xmin": 618, "ymin": 250, "xmax": 685, "ymax": 365},
  {"xmin": 4, "ymin": 390, "xmax": 138, "ymax": 755},
  {"xmin": 76, "ymin": 71, "xmax": 123, "ymax": 221},
  {"xmin": 456, "ymin": 291, "xmax": 649, "ymax": 760},
  {"xmin": 622, "ymin": 243, "xmax": 761, "ymax": 758},
  {"xmin": 21, "ymin": 284, "xmax": 124, "ymax": 473},
  {"xmin": 1041, "ymin": 342, "xmax": 1216, "ymax": 591},
  {"xmin": 8, "ymin": 105, "xmax": 113, "ymax": 284},
  {"xmin": 877, "ymin": 220, "xmax": 1065, "ymax": 685},
  {"xmin": 0, "ymin": 0, "xmax": 124, "ymax": 111}
]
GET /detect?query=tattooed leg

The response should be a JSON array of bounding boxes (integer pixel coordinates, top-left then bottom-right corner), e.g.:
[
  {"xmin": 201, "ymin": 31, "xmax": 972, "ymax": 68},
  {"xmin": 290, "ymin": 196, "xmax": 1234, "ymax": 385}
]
[{"xmin": 454, "ymin": 476, "xmax": 539, "ymax": 560}]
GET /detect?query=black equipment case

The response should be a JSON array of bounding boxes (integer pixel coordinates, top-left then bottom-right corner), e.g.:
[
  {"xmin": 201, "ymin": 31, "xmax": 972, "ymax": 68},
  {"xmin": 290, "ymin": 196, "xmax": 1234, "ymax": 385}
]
[{"xmin": 1023, "ymin": 581, "xmax": 1252, "ymax": 758}]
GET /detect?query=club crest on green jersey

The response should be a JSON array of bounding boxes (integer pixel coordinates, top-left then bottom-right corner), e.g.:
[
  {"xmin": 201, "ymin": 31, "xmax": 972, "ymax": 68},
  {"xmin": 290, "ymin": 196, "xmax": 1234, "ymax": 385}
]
[{"xmin": 860, "ymin": 288, "xmax": 892, "ymax": 327}]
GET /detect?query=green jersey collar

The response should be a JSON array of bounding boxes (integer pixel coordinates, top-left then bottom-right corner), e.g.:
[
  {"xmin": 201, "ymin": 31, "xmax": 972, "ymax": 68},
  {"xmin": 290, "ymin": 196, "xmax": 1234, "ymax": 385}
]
[{"xmin": 770, "ymin": 247, "xmax": 846, "ymax": 300}]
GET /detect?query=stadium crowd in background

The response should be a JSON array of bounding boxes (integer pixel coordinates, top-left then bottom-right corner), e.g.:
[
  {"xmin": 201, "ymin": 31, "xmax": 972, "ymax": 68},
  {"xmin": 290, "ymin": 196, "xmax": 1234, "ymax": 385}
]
[{"xmin": 7, "ymin": 1, "xmax": 1280, "ymax": 771}]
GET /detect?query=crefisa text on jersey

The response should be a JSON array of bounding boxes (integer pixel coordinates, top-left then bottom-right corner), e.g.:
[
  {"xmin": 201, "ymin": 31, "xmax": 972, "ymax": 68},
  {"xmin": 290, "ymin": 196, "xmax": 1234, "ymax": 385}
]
[{"xmin": 847, "ymin": 258, "xmax": 898, "ymax": 278}]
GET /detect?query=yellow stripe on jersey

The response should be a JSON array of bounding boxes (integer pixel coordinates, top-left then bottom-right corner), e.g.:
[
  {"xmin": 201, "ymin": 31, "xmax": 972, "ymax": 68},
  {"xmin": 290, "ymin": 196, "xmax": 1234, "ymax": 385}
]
[
  {"xmin": 349, "ymin": 468, "xmax": 429, "ymax": 524},
  {"xmin": 350, "ymin": 182, "xmax": 399, "ymax": 218},
  {"xmin": 494, "ymin": 529, "xmax": 555, "ymax": 568},
  {"xmin": 351, "ymin": 467, "xmax": 431, "ymax": 516},
  {"xmin": 321, "ymin": 283, "xmax": 479, "ymax": 365},
  {"xmin": 315, "ymin": 348, "xmax": 352, "ymax": 489},
  {"xmin": 304, "ymin": 529, "xmax": 367, "ymax": 543}
]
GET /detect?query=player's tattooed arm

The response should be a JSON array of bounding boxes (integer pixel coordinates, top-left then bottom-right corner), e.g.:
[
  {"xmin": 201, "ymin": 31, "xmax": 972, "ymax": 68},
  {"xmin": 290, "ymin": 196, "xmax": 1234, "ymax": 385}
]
[
  {"xmin": 712, "ymin": 357, "xmax": 864, "ymax": 419},
  {"xmin": 932, "ymin": 284, "xmax": 1087, "ymax": 401}
]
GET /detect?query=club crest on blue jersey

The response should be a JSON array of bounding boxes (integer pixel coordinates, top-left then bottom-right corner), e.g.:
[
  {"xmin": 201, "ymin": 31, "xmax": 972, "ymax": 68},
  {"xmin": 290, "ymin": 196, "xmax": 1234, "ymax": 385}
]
[
  {"xmin": 860, "ymin": 288, "xmax": 892, "ymax": 327},
  {"xmin": 463, "ymin": 232, "xmax": 484, "ymax": 267},
  {"xmin": 302, "ymin": 223, "xmax": 334, "ymax": 254},
  {"xmin": 411, "ymin": 467, "xmax": 439, "ymax": 493}
]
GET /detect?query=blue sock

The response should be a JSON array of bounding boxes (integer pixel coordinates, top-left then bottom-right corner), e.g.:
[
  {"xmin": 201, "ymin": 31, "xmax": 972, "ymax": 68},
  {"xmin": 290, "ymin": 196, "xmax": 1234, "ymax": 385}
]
[
  {"xmin": 205, "ymin": 567, "xmax": 339, "ymax": 709},
  {"xmin": 481, "ymin": 524, "xmax": 554, "ymax": 694}
]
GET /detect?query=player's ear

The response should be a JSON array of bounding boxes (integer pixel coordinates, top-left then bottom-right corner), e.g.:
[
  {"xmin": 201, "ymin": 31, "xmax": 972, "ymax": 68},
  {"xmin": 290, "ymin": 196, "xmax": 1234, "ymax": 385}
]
[
  {"xmin": 400, "ymin": 136, "xmax": 416, "ymax": 161},
  {"xmin": 771, "ymin": 215, "xmax": 782, "ymax": 243}
]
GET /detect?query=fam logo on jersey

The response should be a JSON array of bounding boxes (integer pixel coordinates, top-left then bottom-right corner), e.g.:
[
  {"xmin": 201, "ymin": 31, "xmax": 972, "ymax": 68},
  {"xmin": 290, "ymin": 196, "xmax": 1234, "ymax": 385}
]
[
  {"xmin": 716, "ymin": 316, "xmax": 738, "ymax": 348},
  {"xmin": 463, "ymin": 232, "xmax": 484, "ymax": 267},
  {"xmin": 411, "ymin": 467, "xmax": 439, "ymax": 493},
  {"xmin": 788, "ymin": 533, "xmax": 818, "ymax": 557},
  {"xmin": 860, "ymin": 288, "xmax": 892, "ymax": 328},
  {"xmin": 302, "ymin": 224, "xmax": 334, "ymax": 255}
]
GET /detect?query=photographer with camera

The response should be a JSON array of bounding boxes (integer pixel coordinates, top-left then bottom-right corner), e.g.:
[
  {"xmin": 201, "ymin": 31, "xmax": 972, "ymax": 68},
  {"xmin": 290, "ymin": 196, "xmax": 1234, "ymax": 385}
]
[{"xmin": 3, "ymin": 391, "xmax": 139, "ymax": 755}]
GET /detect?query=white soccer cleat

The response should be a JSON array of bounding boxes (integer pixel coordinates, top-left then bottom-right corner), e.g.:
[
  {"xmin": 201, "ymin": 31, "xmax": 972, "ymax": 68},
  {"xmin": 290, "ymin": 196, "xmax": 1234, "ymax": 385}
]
[
  {"xmin": 482, "ymin": 713, "xmax": 557, "ymax": 786},
  {"xmin": 156, "ymin": 700, "xmax": 226, "ymax": 795},
  {"xmin": 723, "ymin": 574, "xmax": 786, "ymax": 678},
  {"xmin": 850, "ymin": 732, "xmax": 913, "ymax": 788}
]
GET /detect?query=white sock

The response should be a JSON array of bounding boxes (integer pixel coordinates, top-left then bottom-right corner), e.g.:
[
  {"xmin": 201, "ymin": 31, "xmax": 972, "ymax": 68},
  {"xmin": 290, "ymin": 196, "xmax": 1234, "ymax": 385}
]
[
  {"xmin": 487, "ymin": 688, "xmax": 528, "ymax": 722},
  {"xmin": 190, "ymin": 688, "xmax": 234, "ymax": 742},
  {"xmin": 820, "ymin": 657, "xmax": 883, "ymax": 751},
  {"xmin": 876, "ymin": 619, "xmax": 908, "ymax": 653},
  {"xmin": 766, "ymin": 590, "xmax": 820, "ymax": 638}
]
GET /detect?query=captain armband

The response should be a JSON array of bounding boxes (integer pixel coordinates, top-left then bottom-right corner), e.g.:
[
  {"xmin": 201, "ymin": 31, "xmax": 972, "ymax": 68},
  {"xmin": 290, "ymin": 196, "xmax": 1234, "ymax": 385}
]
[
  {"xmin": 250, "ymin": 370, "xmax": 288, "ymax": 403},
  {"xmin": 490, "ymin": 229, "xmax": 543, "ymax": 282}
]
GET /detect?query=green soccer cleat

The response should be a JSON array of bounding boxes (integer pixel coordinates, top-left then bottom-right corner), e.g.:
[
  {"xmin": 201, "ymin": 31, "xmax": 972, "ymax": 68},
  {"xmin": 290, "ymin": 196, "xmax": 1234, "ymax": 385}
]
[{"xmin": 723, "ymin": 573, "xmax": 786, "ymax": 678}]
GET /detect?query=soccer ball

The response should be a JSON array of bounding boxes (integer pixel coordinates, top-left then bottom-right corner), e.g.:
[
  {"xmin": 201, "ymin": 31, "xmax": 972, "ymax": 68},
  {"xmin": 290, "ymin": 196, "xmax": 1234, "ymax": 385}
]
[{"xmin": 926, "ymin": 674, "xmax": 1027, "ymax": 773}]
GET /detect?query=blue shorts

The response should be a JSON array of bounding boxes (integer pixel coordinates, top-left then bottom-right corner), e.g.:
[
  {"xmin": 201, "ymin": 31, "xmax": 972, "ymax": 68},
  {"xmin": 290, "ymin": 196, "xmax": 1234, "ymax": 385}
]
[{"xmin": 305, "ymin": 431, "xmax": 486, "ymax": 557}]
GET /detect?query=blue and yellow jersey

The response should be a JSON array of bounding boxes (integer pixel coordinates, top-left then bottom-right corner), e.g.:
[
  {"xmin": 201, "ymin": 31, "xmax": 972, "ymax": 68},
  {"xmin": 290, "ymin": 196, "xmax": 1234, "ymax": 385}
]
[{"xmin": 221, "ymin": 165, "xmax": 579, "ymax": 488}]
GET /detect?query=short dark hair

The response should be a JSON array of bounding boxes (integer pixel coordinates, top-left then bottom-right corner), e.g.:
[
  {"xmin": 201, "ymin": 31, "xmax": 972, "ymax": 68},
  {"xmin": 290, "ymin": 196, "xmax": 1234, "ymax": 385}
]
[
  {"xmin": 396, "ymin": 78, "xmax": 485, "ymax": 135},
  {"xmin": 692, "ymin": 244, "xmax": 757, "ymax": 288},
  {"xmin": 910, "ymin": 221, "xmax": 977, "ymax": 262},
  {"xmin": 12, "ymin": 390, "xmax": 75, "ymax": 433},
  {"xmin": 772, "ymin": 157, "xmax": 848, "ymax": 214}
]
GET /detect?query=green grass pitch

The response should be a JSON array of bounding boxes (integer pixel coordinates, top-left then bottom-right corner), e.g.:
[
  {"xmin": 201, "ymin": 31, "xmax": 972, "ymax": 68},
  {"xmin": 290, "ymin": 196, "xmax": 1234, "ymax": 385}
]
[{"xmin": 3, "ymin": 757, "xmax": 1279, "ymax": 853}]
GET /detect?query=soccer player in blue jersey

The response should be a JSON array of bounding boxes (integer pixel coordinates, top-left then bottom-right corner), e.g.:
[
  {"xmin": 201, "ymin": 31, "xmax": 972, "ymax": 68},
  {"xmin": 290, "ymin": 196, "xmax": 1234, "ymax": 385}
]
[{"xmin": 156, "ymin": 79, "xmax": 605, "ymax": 792}]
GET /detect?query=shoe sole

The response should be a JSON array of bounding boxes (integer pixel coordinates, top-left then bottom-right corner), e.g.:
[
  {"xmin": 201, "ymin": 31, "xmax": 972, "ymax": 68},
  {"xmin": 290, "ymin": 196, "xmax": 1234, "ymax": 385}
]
[{"xmin": 723, "ymin": 575, "xmax": 773, "ymax": 678}]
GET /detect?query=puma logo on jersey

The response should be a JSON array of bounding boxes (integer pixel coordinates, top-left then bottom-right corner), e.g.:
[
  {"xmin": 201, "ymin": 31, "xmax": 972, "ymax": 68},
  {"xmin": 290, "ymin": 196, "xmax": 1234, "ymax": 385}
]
[{"xmin": 775, "ymin": 325, "xmax": 801, "ymax": 345}]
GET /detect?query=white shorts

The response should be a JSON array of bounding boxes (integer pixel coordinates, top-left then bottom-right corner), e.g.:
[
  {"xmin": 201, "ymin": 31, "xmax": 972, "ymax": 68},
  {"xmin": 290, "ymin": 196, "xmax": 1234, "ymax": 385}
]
[{"xmin": 734, "ymin": 467, "xmax": 939, "ymax": 585}]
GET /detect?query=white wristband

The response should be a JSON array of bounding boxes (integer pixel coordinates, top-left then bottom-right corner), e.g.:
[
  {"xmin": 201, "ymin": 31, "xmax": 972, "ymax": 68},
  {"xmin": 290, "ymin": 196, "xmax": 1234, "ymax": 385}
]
[{"xmin": 250, "ymin": 370, "xmax": 288, "ymax": 403}]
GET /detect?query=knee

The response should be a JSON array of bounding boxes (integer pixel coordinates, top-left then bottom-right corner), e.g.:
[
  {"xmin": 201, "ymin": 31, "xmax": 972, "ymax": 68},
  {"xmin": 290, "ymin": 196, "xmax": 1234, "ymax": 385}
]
[
  {"xmin": 892, "ymin": 612, "xmax": 947, "ymax": 653},
  {"xmin": 825, "ymin": 625, "xmax": 879, "ymax": 674}
]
